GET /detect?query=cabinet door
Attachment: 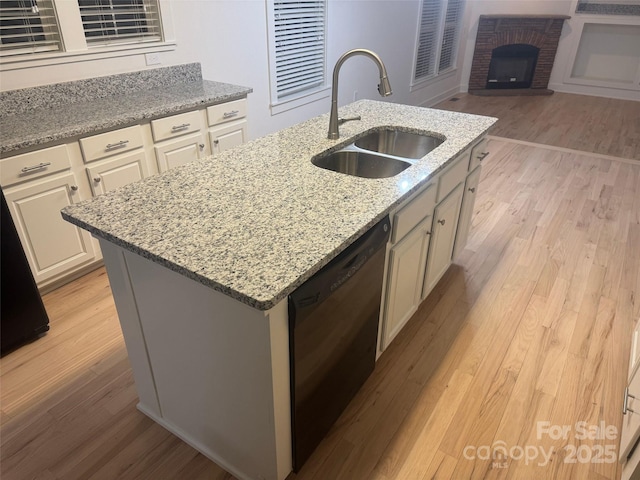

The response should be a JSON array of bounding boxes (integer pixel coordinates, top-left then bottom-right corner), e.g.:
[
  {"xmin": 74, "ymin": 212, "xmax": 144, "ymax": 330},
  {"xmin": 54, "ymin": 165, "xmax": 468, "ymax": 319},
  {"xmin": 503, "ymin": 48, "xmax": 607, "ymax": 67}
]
[
  {"xmin": 86, "ymin": 150, "xmax": 149, "ymax": 196},
  {"xmin": 423, "ymin": 183, "xmax": 464, "ymax": 298},
  {"xmin": 155, "ymin": 133, "xmax": 207, "ymax": 173},
  {"xmin": 381, "ymin": 216, "xmax": 432, "ymax": 350},
  {"xmin": 4, "ymin": 173, "xmax": 97, "ymax": 286},
  {"xmin": 209, "ymin": 119, "xmax": 247, "ymax": 155},
  {"xmin": 453, "ymin": 165, "xmax": 482, "ymax": 259}
]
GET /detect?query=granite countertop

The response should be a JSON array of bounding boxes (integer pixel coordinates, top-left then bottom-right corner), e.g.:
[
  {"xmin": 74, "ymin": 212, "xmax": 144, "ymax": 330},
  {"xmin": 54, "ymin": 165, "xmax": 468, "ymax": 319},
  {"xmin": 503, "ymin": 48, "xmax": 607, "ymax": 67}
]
[
  {"xmin": 0, "ymin": 79, "xmax": 252, "ymax": 155},
  {"xmin": 62, "ymin": 100, "xmax": 497, "ymax": 310}
]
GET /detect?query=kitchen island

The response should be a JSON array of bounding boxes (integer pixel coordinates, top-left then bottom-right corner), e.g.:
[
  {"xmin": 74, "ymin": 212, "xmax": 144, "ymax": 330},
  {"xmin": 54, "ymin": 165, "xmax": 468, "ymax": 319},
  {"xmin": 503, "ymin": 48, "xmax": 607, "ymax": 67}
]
[{"xmin": 62, "ymin": 100, "xmax": 496, "ymax": 480}]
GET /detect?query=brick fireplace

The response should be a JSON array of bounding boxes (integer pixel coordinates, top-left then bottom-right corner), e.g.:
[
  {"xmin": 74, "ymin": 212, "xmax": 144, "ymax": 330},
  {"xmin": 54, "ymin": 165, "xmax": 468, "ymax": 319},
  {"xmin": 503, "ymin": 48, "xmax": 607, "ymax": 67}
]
[{"xmin": 469, "ymin": 15, "xmax": 570, "ymax": 95}]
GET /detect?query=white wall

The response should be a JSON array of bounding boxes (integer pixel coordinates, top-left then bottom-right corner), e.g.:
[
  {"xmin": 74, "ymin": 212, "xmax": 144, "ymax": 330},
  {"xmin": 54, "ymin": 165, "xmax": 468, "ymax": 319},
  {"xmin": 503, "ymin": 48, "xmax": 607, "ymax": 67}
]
[
  {"xmin": 0, "ymin": 0, "xmax": 466, "ymax": 141},
  {"xmin": 460, "ymin": 0, "xmax": 640, "ymax": 100}
]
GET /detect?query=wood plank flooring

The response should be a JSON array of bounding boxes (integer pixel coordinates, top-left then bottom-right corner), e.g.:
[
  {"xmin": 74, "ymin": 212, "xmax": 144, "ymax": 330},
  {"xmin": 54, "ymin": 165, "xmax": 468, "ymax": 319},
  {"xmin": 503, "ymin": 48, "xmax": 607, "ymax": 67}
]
[
  {"xmin": 2, "ymin": 138, "xmax": 639, "ymax": 479},
  {"xmin": 434, "ymin": 92, "xmax": 640, "ymax": 161}
]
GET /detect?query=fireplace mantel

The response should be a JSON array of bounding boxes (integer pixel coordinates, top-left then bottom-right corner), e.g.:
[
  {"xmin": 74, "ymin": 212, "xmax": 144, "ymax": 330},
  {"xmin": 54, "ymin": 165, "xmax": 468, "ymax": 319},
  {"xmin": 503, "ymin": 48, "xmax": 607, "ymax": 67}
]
[{"xmin": 469, "ymin": 15, "xmax": 571, "ymax": 95}]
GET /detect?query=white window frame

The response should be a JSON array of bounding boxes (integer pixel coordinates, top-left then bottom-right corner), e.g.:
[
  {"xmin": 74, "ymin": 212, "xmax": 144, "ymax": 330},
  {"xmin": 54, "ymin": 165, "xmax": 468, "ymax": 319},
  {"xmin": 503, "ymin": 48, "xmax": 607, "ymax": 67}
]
[
  {"xmin": 266, "ymin": 0, "xmax": 330, "ymax": 115},
  {"xmin": 0, "ymin": 0, "xmax": 175, "ymax": 72},
  {"xmin": 411, "ymin": 0, "xmax": 465, "ymax": 90}
]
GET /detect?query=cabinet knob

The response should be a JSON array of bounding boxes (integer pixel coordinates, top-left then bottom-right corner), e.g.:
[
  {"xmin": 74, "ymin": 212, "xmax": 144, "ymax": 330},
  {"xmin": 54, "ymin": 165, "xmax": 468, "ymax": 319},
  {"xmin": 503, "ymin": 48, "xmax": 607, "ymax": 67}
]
[
  {"xmin": 468, "ymin": 187, "xmax": 476, "ymax": 193},
  {"xmin": 93, "ymin": 177, "xmax": 102, "ymax": 183},
  {"xmin": 199, "ymin": 143, "xmax": 205, "ymax": 151},
  {"xmin": 213, "ymin": 139, "xmax": 219, "ymax": 145},
  {"xmin": 70, "ymin": 185, "xmax": 78, "ymax": 191},
  {"xmin": 426, "ymin": 230, "xmax": 431, "ymax": 236},
  {"xmin": 437, "ymin": 219, "xmax": 446, "ymax": 226}
]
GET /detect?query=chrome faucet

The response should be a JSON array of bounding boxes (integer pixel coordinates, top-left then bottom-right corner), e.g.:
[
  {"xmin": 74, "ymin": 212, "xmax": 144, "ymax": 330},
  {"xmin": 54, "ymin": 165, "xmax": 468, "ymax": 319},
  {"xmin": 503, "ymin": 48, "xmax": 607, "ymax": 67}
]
[{"xmin": 328, "ymin": 49, "xmax": 392, "ymax": 140}]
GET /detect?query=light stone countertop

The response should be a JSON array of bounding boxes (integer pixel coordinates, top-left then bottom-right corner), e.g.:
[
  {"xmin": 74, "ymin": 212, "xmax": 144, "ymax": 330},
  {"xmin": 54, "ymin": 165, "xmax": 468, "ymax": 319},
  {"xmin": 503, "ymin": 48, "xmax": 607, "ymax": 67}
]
[
  {"xmin": 62, "ymin": 99, "xmax": 497, "ymax": 310},
  {"xmin": 0, "ymin": 79, "xmax": 252, "ymax": 155}
]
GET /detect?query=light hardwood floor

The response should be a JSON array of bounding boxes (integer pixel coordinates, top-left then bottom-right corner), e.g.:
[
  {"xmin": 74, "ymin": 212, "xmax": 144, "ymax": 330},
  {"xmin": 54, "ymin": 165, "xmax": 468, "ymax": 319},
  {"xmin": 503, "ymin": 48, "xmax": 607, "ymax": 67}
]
[
  {"xmin": 434, "ymin": 92, "xmax": 640, "ymax": 161},
  {"xmin": 2, "ymin": 139, "xmax": 639, "ymax": 478}
]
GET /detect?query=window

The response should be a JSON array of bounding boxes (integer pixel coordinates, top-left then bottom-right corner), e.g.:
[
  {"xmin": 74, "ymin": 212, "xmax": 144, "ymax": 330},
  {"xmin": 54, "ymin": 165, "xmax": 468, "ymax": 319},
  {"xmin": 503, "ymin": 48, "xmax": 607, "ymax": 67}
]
[
  {"xmin": 0, "ymin": 0, "xmax": 61, "ymax": 55},
  {"xmin": 79, "ymin": 0, "xmax": 162, "ymax": 46},
  {"xmin": 267, "ymin": 0, "xmax": 327, "ymax": 106},
  {"xmin": 1, "ymin": 0, "xmax": 170, "ymax": 62},
  {"xmin": 413, "ymin": 0, "xmax": 464, "ymax": 85},
  {"xmin": 575, "ymin": 0, "xmax": 640, "ymax": 16}
]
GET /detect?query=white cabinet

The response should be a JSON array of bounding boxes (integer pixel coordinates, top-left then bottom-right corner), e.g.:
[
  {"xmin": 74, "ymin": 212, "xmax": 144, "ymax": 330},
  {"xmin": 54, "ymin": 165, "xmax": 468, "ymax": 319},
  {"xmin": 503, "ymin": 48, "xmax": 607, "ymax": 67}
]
[
  {"xmin": 209, "ymin": 121, "xmax": 247, "ymax": 155},
  {"xmin": 3, "ymin": 172, "xmax": 97, "ymax": 286},
  {"xmin": 152, "ymin": 110, "xmax": 209, "ymax": 172},
  {"xmin": 379, "ymin": 137, "xmax": 489, "ymax": 355},
  {"xmin": 207, "ymin": 98, "xmax": 247, "ymax": 155},
  {"xmin": 453, "ymin": 165, "xmax": 482, "ymax": 259},
  {"xmin": 86, "ymin": 150, "xmax": 149, "ymax": 196},
  {"xmin": 423, "ymin": 184, "xmax": 464, "ymax": 298},
  {"xmin": 620, "ymin": 320, "xmax": 640, "ymax": 480},
  {"xmin": 154, "ymin": 133, "xmax": 208, "ymax": 173},
  {"xmin": 381, "ymin": 215, "xmax": 433, "ymax": 349}
]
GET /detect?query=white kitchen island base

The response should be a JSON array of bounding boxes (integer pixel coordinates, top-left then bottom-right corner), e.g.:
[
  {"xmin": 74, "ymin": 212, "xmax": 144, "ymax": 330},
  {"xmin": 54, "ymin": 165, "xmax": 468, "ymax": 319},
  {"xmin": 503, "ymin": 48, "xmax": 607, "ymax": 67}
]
[{"xmin": 100, "ymin": 239, "xmax": 293, "ymax": 480}]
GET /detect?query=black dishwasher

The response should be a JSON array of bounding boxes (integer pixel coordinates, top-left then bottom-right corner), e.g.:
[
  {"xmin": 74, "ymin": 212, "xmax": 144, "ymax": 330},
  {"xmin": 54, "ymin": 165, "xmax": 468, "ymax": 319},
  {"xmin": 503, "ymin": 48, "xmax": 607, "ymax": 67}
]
[{"xmin": 288, "ymin": 215, "xmax": 390, "ymax": 470}]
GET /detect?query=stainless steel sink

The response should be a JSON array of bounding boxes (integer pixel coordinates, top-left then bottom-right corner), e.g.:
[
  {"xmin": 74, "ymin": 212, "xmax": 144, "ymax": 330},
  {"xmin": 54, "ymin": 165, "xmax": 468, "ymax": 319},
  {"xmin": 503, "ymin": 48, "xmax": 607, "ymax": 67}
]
[
  {"xmin": 355, "ymin": 129, "xmax": 444, "ymax": 159},
  {"xmin": 312, "ymin": 150, "xmax": 411, "ymax": 179}
]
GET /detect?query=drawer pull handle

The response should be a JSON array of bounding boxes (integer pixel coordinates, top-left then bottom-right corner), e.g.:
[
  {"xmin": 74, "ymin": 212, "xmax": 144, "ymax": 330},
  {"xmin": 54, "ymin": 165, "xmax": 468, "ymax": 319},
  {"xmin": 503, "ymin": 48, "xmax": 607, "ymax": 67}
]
[
  {"xmin": 624, "ymin": 387, "xmax": 637, "ymax": 415},
  {"xmin": 223, "ymin": 110, "xmax": 239, "ymax": 119},
  {"xmin": 171, "ymin": 123, "xmax": 191, "ymax": 132},
  {"xmin": 477, "ymin": 152, "xmax": 489, "ymax": 161},
  {"xmin": 105, "ymin": 140, "xmax": 129, "ymax": 151},
  {"xmin": 21, "ymin": 162, "xmax": 51, "ymax": 173},
  {"xmin": 438, "ymin": 219, "xmax": 446, "ymax": 226},
  {"xmin": 426, "ymin": 230, "xmax": 431, "ymax": 236},
  {"xmin": 468, "ymin": 187, "xmax": 476, "ymax": 193},
  {"xmin": 70, "ymin": 185, "xmax": 78, "ymax": 191},
  {"xmin": 93, "ymin": 177, "xmax": 102, "ymax": 183}
]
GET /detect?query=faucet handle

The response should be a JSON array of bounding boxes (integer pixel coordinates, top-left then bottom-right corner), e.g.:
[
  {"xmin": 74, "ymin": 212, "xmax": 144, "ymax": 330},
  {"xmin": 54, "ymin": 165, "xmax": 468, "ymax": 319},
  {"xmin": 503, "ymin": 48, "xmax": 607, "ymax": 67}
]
[{"xmin": 338, "ymin": 115, "xmax": 362, "ymax": 125}]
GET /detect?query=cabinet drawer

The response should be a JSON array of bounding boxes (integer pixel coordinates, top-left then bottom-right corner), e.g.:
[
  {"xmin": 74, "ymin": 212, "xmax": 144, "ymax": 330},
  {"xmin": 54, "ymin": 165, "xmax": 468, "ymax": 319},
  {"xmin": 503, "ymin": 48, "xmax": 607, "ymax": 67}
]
[
  {"xmin": 207, "ymin": 99, "xmax": 247, "ymax": 126},
  {"xmin": 80, "ymin": 125, "xmax": 144, "ymax": 163},
  {"xmin": 469, "ymin": 138, "xmax": 489, "ymax": 171},
  {"xmin": 1, "ymin": 144, "xmax": 71, "ymax": 187},
  {"xmin": 437, "ymin": 152, "xmax": 468, "ymax": 203},
  {"xmin": 151, "ymin": 110, "xmax": 203, "ymax": 143},
  {"xmin": 391, "ymin": 183, "xmax": 436, "ymax": 243}
]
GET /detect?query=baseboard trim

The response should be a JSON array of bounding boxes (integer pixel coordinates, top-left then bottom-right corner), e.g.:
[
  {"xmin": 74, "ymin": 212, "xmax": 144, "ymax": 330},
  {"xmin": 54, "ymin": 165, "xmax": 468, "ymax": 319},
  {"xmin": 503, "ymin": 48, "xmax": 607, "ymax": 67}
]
[{"xmin": 487, "ymin": 135, "xmax": 639, "ymax": 165}]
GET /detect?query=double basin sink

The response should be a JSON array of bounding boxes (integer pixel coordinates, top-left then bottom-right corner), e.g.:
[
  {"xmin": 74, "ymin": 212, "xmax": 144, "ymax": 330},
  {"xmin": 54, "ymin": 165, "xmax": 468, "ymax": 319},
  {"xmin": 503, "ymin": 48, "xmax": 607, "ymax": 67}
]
[{"xmin": 312, "ymin": 129, "xmax": 444, "ymax": 179}]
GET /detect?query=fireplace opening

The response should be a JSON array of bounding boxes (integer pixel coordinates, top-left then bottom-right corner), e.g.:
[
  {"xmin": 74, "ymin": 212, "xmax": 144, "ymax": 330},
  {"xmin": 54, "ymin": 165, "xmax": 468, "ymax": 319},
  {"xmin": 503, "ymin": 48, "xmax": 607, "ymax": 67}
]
[{"xmin": 486, "ymin": 44, "xmax": 540, "ymax": 89}]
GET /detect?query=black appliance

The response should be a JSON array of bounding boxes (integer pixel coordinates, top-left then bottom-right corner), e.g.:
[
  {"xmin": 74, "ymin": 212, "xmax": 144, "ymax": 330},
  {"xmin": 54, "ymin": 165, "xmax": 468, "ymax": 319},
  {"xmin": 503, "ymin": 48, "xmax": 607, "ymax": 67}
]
[
  {"xmin": 288, "ymin": 215, "xmax": 390, "ymax": 470},
  {"xmin": 1, "ymin": 189, "xmax": 50, "ymax": 356},
  {"xmin": 486, "ymin": 43, "xmax": 540, "ymax": 89}
]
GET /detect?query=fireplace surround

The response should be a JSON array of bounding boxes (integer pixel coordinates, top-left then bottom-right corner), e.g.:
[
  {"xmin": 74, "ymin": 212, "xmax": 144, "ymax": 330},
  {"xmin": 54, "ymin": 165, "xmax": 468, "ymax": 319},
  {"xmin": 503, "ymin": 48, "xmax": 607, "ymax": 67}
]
[{"xmin": 469, "ymin": 15, "xmax": 570, "ymax": 95}]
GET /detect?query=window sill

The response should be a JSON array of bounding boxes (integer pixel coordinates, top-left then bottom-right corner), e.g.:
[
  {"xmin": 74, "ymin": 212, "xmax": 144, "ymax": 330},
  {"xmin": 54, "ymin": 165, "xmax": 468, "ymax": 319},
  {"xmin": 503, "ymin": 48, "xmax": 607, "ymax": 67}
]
[
  {"xmin": 270, "ymin": 86, "xmax": 331, "ymax": 115},
  {"xmin": 0, "ymin": 41, "xmax": 177, "ymax": 72},
  {"xmin": 410, "ymin": 68, "xmax": 458, "ymax": 92}
]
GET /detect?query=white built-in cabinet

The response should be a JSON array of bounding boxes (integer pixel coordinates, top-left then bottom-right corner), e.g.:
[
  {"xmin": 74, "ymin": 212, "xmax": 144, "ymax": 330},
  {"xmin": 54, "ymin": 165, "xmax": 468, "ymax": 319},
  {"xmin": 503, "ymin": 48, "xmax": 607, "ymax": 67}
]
[
  {"xmin": 378, "ymin": 136, "xmax": 489, "ymax": 353},
  {"xmin": 619, "ymin": 319, "xmax": 640, "ymax": 480},
  {"xmin": 0, "ymin": 97, "xmax": 249, "ymax": 291}
]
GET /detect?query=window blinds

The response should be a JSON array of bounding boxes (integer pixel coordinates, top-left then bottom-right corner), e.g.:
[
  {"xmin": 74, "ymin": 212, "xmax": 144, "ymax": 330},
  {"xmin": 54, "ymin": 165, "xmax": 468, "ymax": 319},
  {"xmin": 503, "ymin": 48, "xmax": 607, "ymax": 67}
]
[
  {"xmin": 414, "ymin": 0, "xmax": 442, "ymax": 81},
  {"xmin": 0, "ymin": 0, "xmax": 61, "ymax": 55},
  {"xmin": 438, "ymin": 0, "xmax": 463, "ymax": 72},
  {"xmin": 273, "ymin": 0, "xmax": 326, "ymax": 100},
  {"xmin": 78, "ymin": 0, "xmax": 161, "ymax": 46}
]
